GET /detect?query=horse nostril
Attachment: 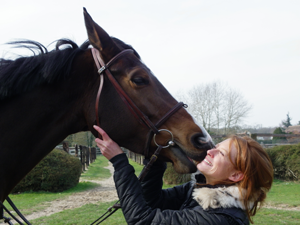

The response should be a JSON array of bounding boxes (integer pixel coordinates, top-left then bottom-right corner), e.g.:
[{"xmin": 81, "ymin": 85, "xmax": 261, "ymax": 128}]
[
  {"xmin": 197, "ymin": 136, "xmax": 207, "ymax": 144},
  {"xmin": 191, "ymin": 134, "xmax": 206, "ymax": 148},
  {"xmin": 191, "ymin": 133, "xmax": 215, "ymax": 149}
]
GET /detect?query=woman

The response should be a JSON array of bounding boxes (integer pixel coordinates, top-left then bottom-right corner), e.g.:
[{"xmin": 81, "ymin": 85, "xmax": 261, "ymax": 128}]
[{"xmin": 94, "ymin": 125, "xmax": 273, "ymax": 225}]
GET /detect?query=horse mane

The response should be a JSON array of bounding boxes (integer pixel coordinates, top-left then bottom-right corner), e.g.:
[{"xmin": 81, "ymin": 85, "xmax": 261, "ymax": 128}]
[{"xmin": 0, "ymin": 37, "xmax": 139, "ymax": 100}]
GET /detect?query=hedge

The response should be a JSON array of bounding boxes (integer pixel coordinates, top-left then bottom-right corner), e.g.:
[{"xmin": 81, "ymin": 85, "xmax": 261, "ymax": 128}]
[
  {"xmin": 266, "ymin": 143, "xmax": 300, "ymax": 181},
  {"xmin": 163, "ymin": 163, "xmax": 191, "ymax": 184},
  {"xmin": 12, "ymin": 149, "xmax": 82, "ymax": 193}
]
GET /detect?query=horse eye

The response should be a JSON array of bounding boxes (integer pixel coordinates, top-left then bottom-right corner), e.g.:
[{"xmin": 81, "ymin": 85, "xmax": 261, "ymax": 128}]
[{"xmin": 131, "ymin": 77, "xmax": 149, "ymax": 86}]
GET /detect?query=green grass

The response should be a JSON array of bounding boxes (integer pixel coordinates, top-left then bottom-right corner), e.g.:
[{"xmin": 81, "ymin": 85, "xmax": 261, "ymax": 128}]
[
  {"xmin": 254, "ymin": 208, "xmax": 300, "ymax": 225},
  {"xmin": 266, "ymin": 179, "xmax": 300, "ymax": 207},
  {"xmin": 4, "ymin": 182, "xmax": 99, "ymax": 215},
  {"xmin": 31, "ymin": 201, "xmax": 126, "ymax": 225},
  {"xmin": 80, "ymin": 157, "xmax": 111, "ymax": 180},
  {"xmin": 3, "ymin": 156, "xmax": 300, "ymax": 224},
  {"xmin": 128, "ymin": 158, "xmax": 143, "ymax": 177}
]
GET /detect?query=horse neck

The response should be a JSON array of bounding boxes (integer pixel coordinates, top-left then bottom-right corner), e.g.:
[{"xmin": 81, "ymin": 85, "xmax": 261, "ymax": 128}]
[{"xmin": 0, "ymin": 52, "xmax": 95, "ymax": 200}]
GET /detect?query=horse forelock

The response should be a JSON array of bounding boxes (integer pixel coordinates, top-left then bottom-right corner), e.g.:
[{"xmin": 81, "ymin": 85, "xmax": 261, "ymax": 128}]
[
  {"xmin": 0, "ymin": 39, "xmax": 89, "ymax": 100},
  {"xmin": 111, "ymin": 37, "xmax": 140, "ymax": 59}
]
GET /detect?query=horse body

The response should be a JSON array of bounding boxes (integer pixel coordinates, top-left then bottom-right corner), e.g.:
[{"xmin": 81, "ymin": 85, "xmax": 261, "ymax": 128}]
[{"xmin": 0, "ymin": 9, "xmax": 213, "ymax": 205}]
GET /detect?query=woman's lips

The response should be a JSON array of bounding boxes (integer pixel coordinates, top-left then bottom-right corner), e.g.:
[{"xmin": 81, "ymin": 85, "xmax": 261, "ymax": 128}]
[{"xmin": 204, "ymin": 158, "xmax": 212, "ymax": 166}]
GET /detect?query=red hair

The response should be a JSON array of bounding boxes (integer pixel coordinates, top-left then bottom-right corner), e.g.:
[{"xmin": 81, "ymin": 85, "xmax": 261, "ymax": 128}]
[{"xmin": 229, "ymin": 135, "xmax": 273, "ymax": 223}]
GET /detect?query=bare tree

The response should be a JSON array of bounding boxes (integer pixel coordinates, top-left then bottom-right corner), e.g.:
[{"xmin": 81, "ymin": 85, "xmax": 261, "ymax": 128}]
[
  {"xmin": 223, "ymin": 88, "xmax": 252, "ymax": 134},
  {"xmin": 175, "ymin": 81, "xmax": 252, "ymax": 135},
  {"xmin": 185, "ymin": 84, "xmax": 216, "ymax": 131},
  {"xmin": 210, "ymin": 81, "xmax": 226, "ymax": 134}
]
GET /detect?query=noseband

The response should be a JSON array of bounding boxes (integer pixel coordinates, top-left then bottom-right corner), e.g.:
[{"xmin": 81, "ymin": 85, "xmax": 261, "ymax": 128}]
[{"xmin": 91, "ymin": 48, "xmax": 186, "ymax": 158}]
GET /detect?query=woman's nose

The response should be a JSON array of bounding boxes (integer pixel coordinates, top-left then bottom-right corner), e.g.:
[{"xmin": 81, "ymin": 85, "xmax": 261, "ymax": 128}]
[
  {"xmin": 207, "ymin": 149, "xmax": 214, "ymax": 157},
  {"xmin": 207, "ymin": 148, "xmax": 218, "ymax": 157}
]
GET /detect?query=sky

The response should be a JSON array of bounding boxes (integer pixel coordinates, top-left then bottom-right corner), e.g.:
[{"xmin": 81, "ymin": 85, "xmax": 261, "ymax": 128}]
[{"xmin": 0, "ymin": 0, "xmax": 299, "ymax": 128}]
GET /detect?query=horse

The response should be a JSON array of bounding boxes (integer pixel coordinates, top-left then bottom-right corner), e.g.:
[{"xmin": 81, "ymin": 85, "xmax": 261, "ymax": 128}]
[{"xmin": 0, "ymin": 8, "xmax": 214, "ymax": 218}]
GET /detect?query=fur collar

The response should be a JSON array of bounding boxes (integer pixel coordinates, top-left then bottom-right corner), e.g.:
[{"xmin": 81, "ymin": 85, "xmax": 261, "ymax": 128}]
[{"xmin": 192, "ymin": 184, "xmax": 252, "ymax": 210}]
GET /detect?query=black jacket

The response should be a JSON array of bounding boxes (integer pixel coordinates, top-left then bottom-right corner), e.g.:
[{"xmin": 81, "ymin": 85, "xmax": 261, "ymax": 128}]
[{"xmin": 110, "ymin": 153, "xmax": 249, "ymax": 225}]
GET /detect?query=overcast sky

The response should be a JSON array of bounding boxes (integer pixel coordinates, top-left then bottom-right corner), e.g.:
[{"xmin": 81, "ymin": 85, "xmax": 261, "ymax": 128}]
[{"xmin": 0, "ymin": 0, "xmax": 299, "ymax": 128}]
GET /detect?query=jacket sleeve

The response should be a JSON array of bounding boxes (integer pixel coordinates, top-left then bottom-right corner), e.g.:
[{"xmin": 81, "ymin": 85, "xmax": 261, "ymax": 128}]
[
  {"xmin": 109, "ymin": 154, "xmax": 234, "ymax": 225},
  {"xmin": 140, "ymin": 159, "xmax": 192, "ymax": 210},
  {"xmin": 110, "ymin": 153, "xmax": 158, "ymax": 225}
]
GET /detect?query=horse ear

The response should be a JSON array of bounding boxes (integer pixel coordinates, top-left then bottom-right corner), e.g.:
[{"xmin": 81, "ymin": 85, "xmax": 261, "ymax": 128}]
[{"xmin": 83, "ymin": 8, "xmax": 119, "ymax": 61}]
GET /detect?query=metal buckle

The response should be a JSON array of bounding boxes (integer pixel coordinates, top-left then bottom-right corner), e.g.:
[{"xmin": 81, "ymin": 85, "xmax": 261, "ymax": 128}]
[{"xmin": 98, "ymin": 66, "xmax": 106, "ymax": 74}]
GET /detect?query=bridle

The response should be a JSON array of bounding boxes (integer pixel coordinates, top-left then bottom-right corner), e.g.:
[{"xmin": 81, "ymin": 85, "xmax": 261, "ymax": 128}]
[
  {"xmin": 90, "ymin": 48, "xmax": 187, "ymax": 224},
  {"xmin": 91, "ymin": 48, "xmax": 186, "ymax": 158}
]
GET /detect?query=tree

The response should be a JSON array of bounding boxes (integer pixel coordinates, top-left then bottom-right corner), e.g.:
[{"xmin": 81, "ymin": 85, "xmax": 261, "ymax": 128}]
[
  {"xmin": 272, "ymin": 127, "xmax": 287, "ymax": 143},
  {"xmin": 222, "ymin": 88, "xmax": 252, "ymax": 134},
  {"xmin": 187, "ymin": 84, "xmax": 216, "ymax": 131},
  {"xmin": 175, "ymin": 81, "xmax": 252, "ymax": 134},
  {"xmin": 64, "ymin": 131, "xmax": 96, "ymax": 147},
  {"xmin": 281, "ymin": 113, "xmax": 292, "ymax": 128}
]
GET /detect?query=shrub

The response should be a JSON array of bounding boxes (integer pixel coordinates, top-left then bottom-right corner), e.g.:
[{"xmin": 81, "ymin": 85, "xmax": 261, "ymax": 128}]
[
  {"xmin": 266, "ymin": 143, "xmax": 300, "ymax": 181},
  {"xmin": 12, "ymin": 149, "xmax": 82, "ymax": 193},
  {"xmin": 163, "ymin": 163, "xmax": 191, "ymax": 184}
]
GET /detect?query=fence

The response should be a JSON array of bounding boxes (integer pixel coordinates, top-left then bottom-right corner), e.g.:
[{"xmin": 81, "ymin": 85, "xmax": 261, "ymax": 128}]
[
  {"xmin": 212, "ymin": 133, "xmax": 300, "ymax": 148},
  {"xmin": 57, "ymin": 142, "xmax": 98, "ymax": 173},
  {"xmin": 127, "ymin": 133, "xmax": 300, "ymax": 164},
  {"xmin": 66, "ymin": 145, "xmax": 97, "ymax": 172},
  {"xmin": 127, "ymin": 150, "xmax": 144, "ymax": 165}
]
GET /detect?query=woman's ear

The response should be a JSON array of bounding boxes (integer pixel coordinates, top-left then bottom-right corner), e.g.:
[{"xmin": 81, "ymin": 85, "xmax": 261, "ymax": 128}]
[{"xmin": 228, "ymin": 171, "xmax": 244, "ymax": 182}]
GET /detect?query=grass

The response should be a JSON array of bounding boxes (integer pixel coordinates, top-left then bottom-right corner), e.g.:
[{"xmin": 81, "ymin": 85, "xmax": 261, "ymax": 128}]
[
  {"xmin": 254, "ymin": 208, "xmax": 300, "ymax": 225},
  {"xmin": 265, "ymin": 179, "xmax": 300, "ymax": 207},
  {"xmin": 31, "ymin": 201, "xmax": 127, "ymax": 225},
  {"xmin": 3, "ymin": 182, "xmax": 99, "ymax": 215},
  {"xmin": 128, "ymin": 158, "xmax": 143, "ymax": 177},
  {"xmin": 80, "ymin": 157, "xmax": 111, "ymax": 180},
  {"xmin": 3, "ymin": 155, "xmax": 300, "ymax": 224}
]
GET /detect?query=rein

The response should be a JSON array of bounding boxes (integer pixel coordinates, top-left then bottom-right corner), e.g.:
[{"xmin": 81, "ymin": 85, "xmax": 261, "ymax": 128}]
[
  {"xmin": 1, "ymin": 196, "xmax": 32, "ymax": 225},
  {"xmin": 90, "ymin": 48, "xmax": 186, "ymax": 224}
]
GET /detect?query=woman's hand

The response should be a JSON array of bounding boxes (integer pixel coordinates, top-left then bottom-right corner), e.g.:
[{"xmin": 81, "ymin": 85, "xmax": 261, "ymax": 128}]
[{"xmin": 93, "ymin": 125, "xmax": 124, "ymax": 160}]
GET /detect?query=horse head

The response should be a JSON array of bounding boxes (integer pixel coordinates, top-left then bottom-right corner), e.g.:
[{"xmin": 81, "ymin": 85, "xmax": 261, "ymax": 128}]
[{"xmin": 83, "ymin": 8, "xmax": 214, "ymax": 174}]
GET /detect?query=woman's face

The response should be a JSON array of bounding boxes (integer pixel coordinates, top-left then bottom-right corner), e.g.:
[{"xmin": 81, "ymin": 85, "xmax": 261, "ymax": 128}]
[{"xmin": 197, "ymin": 138, "xmax": 239, "ymax": 184}]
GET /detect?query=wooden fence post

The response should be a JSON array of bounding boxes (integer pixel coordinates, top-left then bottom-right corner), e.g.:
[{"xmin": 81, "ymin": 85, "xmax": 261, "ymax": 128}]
[
  {"xmin": 86, "ymin": 146, "xmax": 90, "ymax": 167},
  {"xmin": 75, "ymin": 144, "xmax": 78, "ymax": 157}
]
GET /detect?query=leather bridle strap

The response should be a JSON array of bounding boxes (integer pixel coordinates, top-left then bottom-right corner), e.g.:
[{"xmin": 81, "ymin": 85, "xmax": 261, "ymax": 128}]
[
  {"xmin": 143, "ymin": 102, "xmax": 187, "ymax": 158},
  {"xmin": 91, "ymin": 48, "xmax": 186, "ymax": 155},
  {"xmin": 91, "ymin": 48, "xmax": 160, "ymax": 136}
]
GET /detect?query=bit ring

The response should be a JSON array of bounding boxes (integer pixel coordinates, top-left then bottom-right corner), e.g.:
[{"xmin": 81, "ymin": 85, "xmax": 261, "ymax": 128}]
[{"xmin": 153, "ymin": 129, "xmax": 175, "ymax": 148}]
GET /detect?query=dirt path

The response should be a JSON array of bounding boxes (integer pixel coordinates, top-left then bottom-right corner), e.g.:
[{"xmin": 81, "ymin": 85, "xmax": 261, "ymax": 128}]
[
  {"xmin": 18, "ymin": 163, "xmax": 118, "ymax": 222},
  {"xmin": 264, "ymin": 203, "xmax": 300, "ymax": 211}
]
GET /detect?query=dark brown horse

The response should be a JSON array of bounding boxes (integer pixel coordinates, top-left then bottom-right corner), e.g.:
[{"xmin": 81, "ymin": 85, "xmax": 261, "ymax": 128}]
[{"xmin": 0, "ymin": 8, "xmax": 213, "ymax": 211}]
